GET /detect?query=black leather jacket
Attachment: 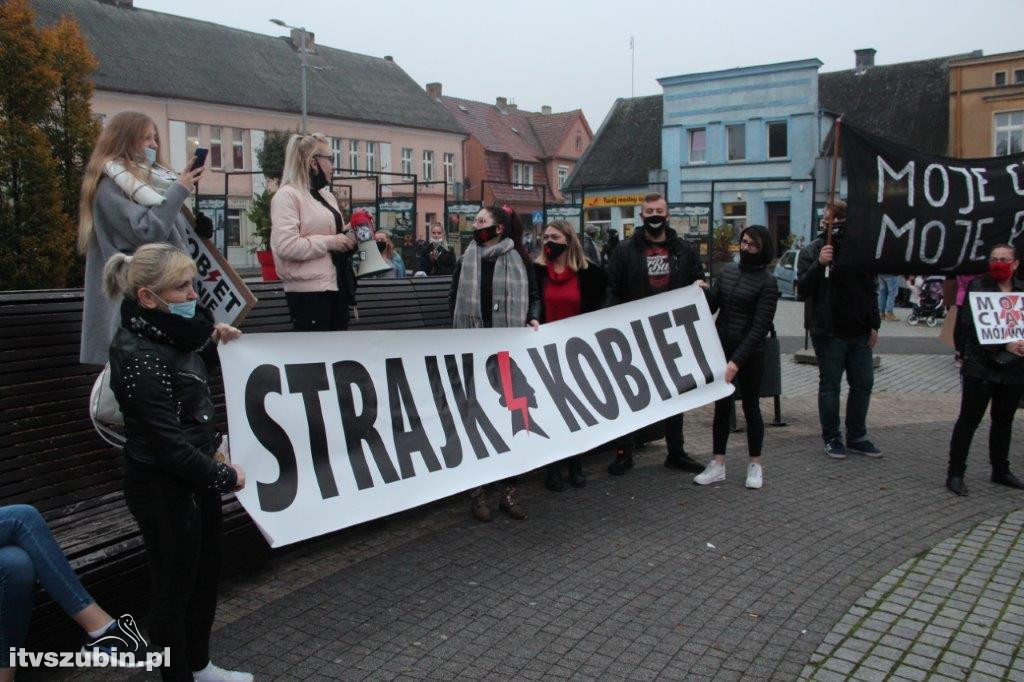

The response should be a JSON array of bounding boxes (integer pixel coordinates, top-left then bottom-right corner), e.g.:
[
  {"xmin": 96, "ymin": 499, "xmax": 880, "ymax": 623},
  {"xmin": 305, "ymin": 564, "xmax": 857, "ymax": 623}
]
[{"xmin": 108, "ymin": 299, "xmax": 236, "ymax": 492}]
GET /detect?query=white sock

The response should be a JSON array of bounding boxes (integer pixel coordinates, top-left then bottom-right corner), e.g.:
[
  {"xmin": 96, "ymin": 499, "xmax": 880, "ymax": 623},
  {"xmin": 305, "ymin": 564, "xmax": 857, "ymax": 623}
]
[{"xmin": 87, "ymin": 619, "xmax": 115, "ymax": 639}]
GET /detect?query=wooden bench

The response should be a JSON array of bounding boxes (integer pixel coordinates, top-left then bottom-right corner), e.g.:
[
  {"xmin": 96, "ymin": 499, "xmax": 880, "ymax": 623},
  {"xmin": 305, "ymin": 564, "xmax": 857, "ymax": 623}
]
[{"xmin": 0, "ymin": 276, "xmax": 452, "ymax": 651}]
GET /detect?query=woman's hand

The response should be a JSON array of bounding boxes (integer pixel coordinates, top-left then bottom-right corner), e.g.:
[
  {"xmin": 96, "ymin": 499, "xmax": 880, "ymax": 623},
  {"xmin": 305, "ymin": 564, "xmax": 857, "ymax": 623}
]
[
  {"xmin": 725, "ymin": 361, "xmax": 739, "ymax": 384},
  {"xmin": 527, "ymin": 319, "xmax": 540, "ymax": 331},
  {"xmin": 1006, "ymin": 340, "xmax": 1024, "ymax": 356},
  {"xmin": 212, "ymin": 323, "xmax": 242, "ymax": 344},
  {"xmin": 231, "ymin": 463, "xmax": 245, "ymax": 491},
  {"xmin": 176, "ymin": 164, "xmax": 204, "ymax": 192},
  {"xmin": 332, "ymin": 233, "xmax": 356, "ymax": 252}
]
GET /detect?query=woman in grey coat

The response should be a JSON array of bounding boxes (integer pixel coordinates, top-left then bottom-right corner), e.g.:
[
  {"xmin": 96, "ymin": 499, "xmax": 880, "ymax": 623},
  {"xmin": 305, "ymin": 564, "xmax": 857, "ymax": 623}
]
[{"xmin": 78, "ymin": 111, "xmax": 206, "ymax": 366}]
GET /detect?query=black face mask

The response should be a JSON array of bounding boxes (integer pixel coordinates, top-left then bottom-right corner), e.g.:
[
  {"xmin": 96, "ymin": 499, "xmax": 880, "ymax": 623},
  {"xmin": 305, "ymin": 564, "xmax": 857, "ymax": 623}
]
[
  {"xmin": 473, "ymin": 225, "xmax": 498, "ymax": 245},
  {"xmin": 376, "ymin": 241, "xmax": 388, "ymax": 253},
  {"xmin": 309, "ymin": 165, "xmax": 329, "ymax": 192},
  {"xmin": 739, "ymin": 250, "xmax": 761, "ymax": 267},
  {"xmin": 543, "ymin": 242, "xmax": 568, "ymax": 260},
  {"xmin": 642, "ymin": 215, "xmax": 666, "ymax": 235}
]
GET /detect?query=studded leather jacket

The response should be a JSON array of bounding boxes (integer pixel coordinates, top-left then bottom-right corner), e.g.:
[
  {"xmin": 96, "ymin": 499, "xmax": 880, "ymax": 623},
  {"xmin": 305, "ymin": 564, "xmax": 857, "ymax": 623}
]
[{"xmin": 108, "ymin": 299, "xmax": 236, "ymax": 492}]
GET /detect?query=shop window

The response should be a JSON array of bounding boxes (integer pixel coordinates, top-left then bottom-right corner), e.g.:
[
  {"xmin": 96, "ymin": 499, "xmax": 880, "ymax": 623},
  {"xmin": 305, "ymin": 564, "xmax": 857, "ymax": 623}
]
[
  {"xmin": 727, "ymin": 124, "xmax": 746, "ymax": 161},
  {"xmin": 226, "ymin": 209, "xmax": 240, "ymax": 248},
  {"xmin": 689, "ymin": 128, "xmax": 706, "ymax": 164},
  {"xmin": 767, "ymin": 121, "xmax": 788, "ymax": 159}
]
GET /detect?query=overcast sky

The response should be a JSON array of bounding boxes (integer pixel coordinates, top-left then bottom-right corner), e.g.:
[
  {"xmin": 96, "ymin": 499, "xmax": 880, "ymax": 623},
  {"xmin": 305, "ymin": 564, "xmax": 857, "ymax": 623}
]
[{"xmin": 138, "ymin": 0, "xmax": 1023, "ymax": 130}]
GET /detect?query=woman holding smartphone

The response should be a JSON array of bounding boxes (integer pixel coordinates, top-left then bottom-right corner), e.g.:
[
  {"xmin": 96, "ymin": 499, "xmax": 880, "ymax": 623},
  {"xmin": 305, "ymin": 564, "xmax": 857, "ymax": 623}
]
[
  {"xmin": 78, "ymin": 111, "xmax": 209, "ymax": 366},
  {"xmin": 271, "ymin": 133, "xmax": 357, "ymax": 331}
]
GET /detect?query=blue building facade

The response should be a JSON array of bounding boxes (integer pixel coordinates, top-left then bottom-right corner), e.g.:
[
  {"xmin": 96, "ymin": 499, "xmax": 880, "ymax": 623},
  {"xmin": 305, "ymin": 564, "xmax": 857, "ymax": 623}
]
[{"xmin": 659, "ymin": 59, "xmax": 823, "ymax": 251}]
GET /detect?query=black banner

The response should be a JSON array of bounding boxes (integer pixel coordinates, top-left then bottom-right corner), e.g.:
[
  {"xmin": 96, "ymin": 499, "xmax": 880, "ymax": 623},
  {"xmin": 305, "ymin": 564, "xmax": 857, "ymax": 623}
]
[{"xmin": 840, "ymin": 124, "xmax": 1024, "ymax": 274}]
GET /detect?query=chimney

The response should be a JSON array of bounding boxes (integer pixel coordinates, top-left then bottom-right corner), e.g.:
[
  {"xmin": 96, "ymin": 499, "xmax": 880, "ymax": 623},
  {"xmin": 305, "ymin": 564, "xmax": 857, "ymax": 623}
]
[
  {"xmin": 383, "ymin": 55, "xmax": 393, "ymax": 62},
  {"xmin": 495, "ymin": 96, "xmax": 508, "ymax": 110},
  {"xmin": 97, "ymin": 0, "xmax": 133, "ymax": 6},
  {"xmin": 290, "ymin": 28, "xmax": 315, "ymax": 52},
  {"xmin": 541, "ymin": 105, "xmax": 552, "ymax": 115},
  {"xmin": 426, "ymin": 82, "xmax": 442, "ymax": 99},
  {"xmin": 854, "ymin": 48, "xmax": 876, "ymax": 74}
]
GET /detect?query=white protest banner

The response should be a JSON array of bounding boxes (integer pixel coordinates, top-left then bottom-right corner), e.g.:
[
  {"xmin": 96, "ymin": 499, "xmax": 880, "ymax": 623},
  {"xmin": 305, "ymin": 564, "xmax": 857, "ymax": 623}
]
[
  {"xmin": 182, "ymin": 225, "xmax": 256, "ymax": 327},
  {"xmin": 969, "ymin": 291, "xmax": 1024, "ymax": 344},
  {"xmin": 219, "ymin": 285, "xmax": 732, "ymax": 548}
]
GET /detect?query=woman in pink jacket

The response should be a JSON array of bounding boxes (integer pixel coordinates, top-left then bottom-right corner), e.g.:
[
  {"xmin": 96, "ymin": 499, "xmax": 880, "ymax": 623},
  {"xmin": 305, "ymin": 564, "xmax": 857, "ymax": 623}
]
[{"xmin": 270, "ymin": 133, "xmax": 357, "ymax": 331}]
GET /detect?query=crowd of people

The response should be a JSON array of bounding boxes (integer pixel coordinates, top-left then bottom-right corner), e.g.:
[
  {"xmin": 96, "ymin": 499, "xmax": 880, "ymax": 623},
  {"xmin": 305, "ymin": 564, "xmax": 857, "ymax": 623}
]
[{"xmin": 2, "ymin": 116, "xmax": 1022, "ymax": 681}]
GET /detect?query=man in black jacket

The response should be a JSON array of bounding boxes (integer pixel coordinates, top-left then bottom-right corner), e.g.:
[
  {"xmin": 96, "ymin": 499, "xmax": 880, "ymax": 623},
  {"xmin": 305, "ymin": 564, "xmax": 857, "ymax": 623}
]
[
  {"xmin": 796, "ymin": 200, "xmax": 882, "ymax": 460},
  {"xmin": 605, "ymin": 192, "xmax": 707, "ymax": 475}
]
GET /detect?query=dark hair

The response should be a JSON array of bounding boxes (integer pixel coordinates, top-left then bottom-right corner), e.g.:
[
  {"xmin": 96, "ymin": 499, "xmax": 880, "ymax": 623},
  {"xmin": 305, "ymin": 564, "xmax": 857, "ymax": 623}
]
[
  {"xmin": 826, "ymin": 199, "xmax": 847, "ymax": 221},
  {"xmin": 990, "ymin": 243, "xmax": 1017, "ymax": 257},
  {"xmin": 643, "ymin": 192, "xmax": 665, "ymax": 204},
  {"xmin": 482, "ymin": 204, "xmax": 531, "ymax": 263}
]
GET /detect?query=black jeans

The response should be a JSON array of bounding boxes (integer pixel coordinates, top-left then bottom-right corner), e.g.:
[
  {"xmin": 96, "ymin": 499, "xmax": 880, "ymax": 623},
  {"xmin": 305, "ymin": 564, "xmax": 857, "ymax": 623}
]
[
  {"xmin": 618, "ymin": 413, "xmax": 685, "ymax": 459},
  {"xmin": 947, "ymin": 376, "xmax": 1024, "ymax": 478},
  {"xmin": 712, "ymin": 352, "xmax": 765, "ymax": 457},
  {"xmin": 124, "ymin": 464, "xmax": 223, "ymax": 681},
  {"xmin": 285, "ymin": 290, "xmax": 350, "ymax": 331}
]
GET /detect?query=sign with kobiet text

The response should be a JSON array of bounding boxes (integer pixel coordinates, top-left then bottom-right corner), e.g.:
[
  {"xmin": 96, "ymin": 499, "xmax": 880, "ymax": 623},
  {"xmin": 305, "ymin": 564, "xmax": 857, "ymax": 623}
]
[
  {"xmin": 840, "ymin": 124, "xmax": 1024, "ymax": 275},
  {"xmin": 968, "ymin": 292, "xmax": 1024, "ymax": 344},
  {"xmin": 181, "ymin": 207, "xmax": 256, "ymax": 327},
  {"xmin": 219, "ymin": 286, "xmax": 732, "ymax": 547}
]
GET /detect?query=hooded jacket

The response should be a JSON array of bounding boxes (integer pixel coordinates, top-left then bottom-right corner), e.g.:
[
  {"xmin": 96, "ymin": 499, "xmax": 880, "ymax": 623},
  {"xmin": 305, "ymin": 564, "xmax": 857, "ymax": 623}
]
[
  {"xmin": 606, "ymin": 226, "xmax": 704, "ymax": 305},
  {"xmin": 796, "ymin": 231, "xmax": 880, "ymax": 337},
  {"xmin": 957, "ymin": 274, "xmax": 1024, "ymax": 385},
  {"xmin": 708, "ymin": 225, "xmax": 780, "ymax": 366}
]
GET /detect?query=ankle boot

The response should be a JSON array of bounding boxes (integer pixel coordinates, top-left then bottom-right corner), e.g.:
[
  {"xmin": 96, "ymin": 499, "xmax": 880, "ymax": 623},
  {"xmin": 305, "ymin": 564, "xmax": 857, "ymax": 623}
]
[
  {"xmin": 469, "ymin": 488, "xmax": 492, "ymax": 522},
  {"xmin": 499, "ymin": 485, "xmax": 527, "ymax": 520},
  {"xmin": 544, "ymin": 465, "xmax": 566, "ymax": 492},
  {"xmin": 608, "ymin": 449, "xmax": 633, "ymax": 475},
  {"xmin": 567, "ymin": 457, "xmax": 586, "ymax": 487}
]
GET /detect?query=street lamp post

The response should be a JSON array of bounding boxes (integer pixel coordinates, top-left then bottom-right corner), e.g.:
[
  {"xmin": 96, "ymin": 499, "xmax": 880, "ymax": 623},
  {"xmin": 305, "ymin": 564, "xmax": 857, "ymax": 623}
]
[{"xmin": 271, "ymin": 18, "xmax": 309, "ymax": 133}]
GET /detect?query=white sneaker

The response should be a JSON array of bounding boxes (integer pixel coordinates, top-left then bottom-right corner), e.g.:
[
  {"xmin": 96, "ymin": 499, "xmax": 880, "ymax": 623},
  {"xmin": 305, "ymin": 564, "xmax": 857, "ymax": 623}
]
[
  {"xmin": 746, "ymin": 463, "xmax": 763, "ymax": 489},
  {"xmin": 194, "ymin": 662, "xmax": 254, "ymax": 682},
  {"xmin": 694, "ymin": 460, "xmax": 725, "ymax": 485}
]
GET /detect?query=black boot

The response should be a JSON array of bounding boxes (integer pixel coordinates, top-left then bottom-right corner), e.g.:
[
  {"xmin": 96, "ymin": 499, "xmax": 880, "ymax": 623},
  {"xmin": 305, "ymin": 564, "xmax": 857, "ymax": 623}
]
[
  {"xmin": 665, "ymin": 450, "xmax": 705, "ymax": 473},
  {"xmin": 607, "ymin": 449, "xmax": 633, "ymax": 476},
  {"xmin": 545, "ymin": 465, "xmax": 566, "ymax": 492},
  {"xmin": 567, "ymin": 457, "xmax": 586, "ymax": 488},
  {"xmin": 991, "ymin": 470, "xmax": 1024, "ymax": 490},
  {"xmin": 946, "ymin": 476, "xmax": 968, "ymax": 496}
]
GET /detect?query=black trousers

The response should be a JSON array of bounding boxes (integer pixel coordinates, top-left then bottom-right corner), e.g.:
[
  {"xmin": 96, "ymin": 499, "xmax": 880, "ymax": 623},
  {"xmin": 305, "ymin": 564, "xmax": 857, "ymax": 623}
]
[
  {"xmin": 618, "ymin": 413, "xmax": 685, "ymax": 459},
  {"xmin": 124, "ymin": 465, "xmax": 222, "ymax": 681},
  {"xmin": 712, "ymin": 352, "xmax": 766, "ymax": 457},
  {"xmin": 285, "ymin": 290, "xmax": 350, "ymax": 331},
  {"xmin": 947, "ymin": 376, "xmax": 1024, "ymax": 478}
]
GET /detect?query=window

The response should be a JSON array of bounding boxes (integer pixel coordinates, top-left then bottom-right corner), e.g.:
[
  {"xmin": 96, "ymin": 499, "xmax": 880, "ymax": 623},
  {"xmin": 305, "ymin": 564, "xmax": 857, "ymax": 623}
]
[
  {"xmin": 422, "ymin": 150, "xmax": 434, "ymax": 181},
  {"xmin": 1015, "ymin": 69, "xmax": 1024, "ymax": 84},
  {"xmin": 512, "ymin": 162, "xmax": 534, "ymax": 189},
  {"xmin": 186, "ymin": 123, "xmax": 199, "ymax": 159},
  {"xmin": 995, "ymin": 71, "xmax": 1008, "ymax": 86},
  {"xmin": 995, "ymin": 110, "xmax": 1024, "ymax": 155},
  {"xmin": 688, "ymin": 128, "xmax": 706, "ymax": 164},
  {"xmin": 575, "ymin": 132, "xmax": 582, "ymax": 151},
  {"xmin": 348, "ymin": 140, "xmax": 359, "ymax": 172},
  {"xmin": 727, "ymin": 124, "xmax": 746, "ymax": 161},
  {"xmin": 767, "ymin": 121, "xmax": 788, "ymax": 159},
  {"xmin": 365, "ymin": 141, "xmax": 376, "ymax": 172},
  {"xmin": 232, "ymin": 128, "xmax": 245, "ymax": 170},
  {"xmin": 443, "ymin": 152, "xmax": 455, "ymax": 183},
  {"xmin": 557, "ymin": 165, "xmax": 569, "ymax": 189},
  {"xmin": 401, "ymin": 148, "xmax": 413, "ymax": 176},
  {"xmin": 209, "ymin": 126, "xmax": 222, "ymax": 168},
  {"xmin": 331, "ymin": 138, "xmax": 342, "ymax": 169},
  {"xmin": 722, "ymin": 202, "xmax": 747, "ymax": 233},
  {"xmin": 225, "ymin": 209, "xmax": 241, "ymax": 248}
]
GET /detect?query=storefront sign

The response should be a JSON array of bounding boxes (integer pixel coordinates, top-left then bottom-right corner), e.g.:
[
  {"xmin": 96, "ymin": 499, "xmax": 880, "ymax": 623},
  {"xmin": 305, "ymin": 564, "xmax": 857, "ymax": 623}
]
[{"xmin": 584, "ymin": 194, "xmax": 647, "ymax": 208}]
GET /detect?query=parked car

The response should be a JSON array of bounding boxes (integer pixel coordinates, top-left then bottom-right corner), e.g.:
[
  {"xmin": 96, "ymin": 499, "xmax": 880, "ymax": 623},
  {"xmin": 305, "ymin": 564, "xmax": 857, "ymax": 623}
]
[{"xmin": 773, "ymin": 248, "xmax": 799, "ymax": 299}]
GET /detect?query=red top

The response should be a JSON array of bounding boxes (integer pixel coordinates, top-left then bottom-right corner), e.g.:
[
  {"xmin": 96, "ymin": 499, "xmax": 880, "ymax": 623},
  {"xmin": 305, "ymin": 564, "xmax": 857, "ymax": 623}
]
[
  {"xmin": 543, "ymin": 263, "xmax": 582, "ymax": 322},
  {"xmin": 645, "ymin": 244, "xmax": 670, "ymax": 291}
]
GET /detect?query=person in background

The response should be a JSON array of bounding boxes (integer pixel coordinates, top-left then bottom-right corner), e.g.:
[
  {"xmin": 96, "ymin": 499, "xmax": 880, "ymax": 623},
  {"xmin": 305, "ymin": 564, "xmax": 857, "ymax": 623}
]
[
  {"xmin": 582, "ymin": 224, "xmax": 601, "ymax": 266},
  {"xmin": 450, "ymin": 205, "xmax": 540, "ymax": 521},
  {"xmin": 419, "ymin": 222, "xmax": 456, "ymax": 276},
  {"xmin": 271, "ymin": 133, "xmax": 357, "ymax": 331},
  {"xmin": 373, "ymin": 231, "xmax": 405, "ymax": 278},
  {"xmin": 78, "ymin": 111, "xmax": 211, "ymax": 366},
  {"xmin": 601, "ymin": 228, "xmax": 619, "ymax": 268},
  {"xmin": 695, "ymin": 225, "xmax": 778, "ymax": 489},
  {"xmin": 945, "ymin": 244, "xmax": 1024, "ymax": 496},
  {"xmin": 797, "ymin": 200, "xmax": 882, "ymax": 460},
  {"xmin": 534, "ymin": 221, "xmax": 608, "ymax": 491},
  {"xmin": 877, "ymin": 273, "xmax": 901, "ymax": 321},
  {"xmin": 605, "ymin": 193, "xmax": 707, "ymax": 476}
]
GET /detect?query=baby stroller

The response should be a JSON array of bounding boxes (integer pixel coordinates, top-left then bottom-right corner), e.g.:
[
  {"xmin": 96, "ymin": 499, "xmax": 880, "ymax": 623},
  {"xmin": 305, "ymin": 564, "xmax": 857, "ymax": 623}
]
[{"xmin": 907, "ymin": 276, "xmax": 946, "ymax": 327}]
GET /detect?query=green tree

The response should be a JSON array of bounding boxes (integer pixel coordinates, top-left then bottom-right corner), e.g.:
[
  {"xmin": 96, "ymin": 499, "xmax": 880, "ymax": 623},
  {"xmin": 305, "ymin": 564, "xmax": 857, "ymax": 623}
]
[
  {"xmin": 42, "ymin": 17, "xmax": 100, "ymax": 286},
  {"xmin": 0, "ymin": 0, "xmax": 72, "ymax": 289},
  {"xmin": 256, "ymin": 130, "xmax": 292, "ymax": 181},
  {"xmin": 246, "ymin": 188, "xmax": 275, "ymax": 252}
]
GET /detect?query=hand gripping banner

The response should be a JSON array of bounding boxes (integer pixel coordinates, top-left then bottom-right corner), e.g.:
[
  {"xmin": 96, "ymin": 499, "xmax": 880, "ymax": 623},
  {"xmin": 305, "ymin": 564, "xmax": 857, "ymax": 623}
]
[
  {"xmin": 219, "ymin": 285, "xmax": 732, "ymax": 547},
  {"xmin": 840, "ymin": 124, "xmax": 1024, "ymax": 275}
]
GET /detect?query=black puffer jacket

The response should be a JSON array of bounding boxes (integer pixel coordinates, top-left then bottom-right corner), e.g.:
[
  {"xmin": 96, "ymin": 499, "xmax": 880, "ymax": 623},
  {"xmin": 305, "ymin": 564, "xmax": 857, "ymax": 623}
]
[
  {"xmin": 533, "ymin": 261, "xmax": 608, "ymax": 321},
  {"xmin": 957, "ymin": 275, "xmax": 1024, "ymax": 385},
  {"xmin": 708, "ymin": 225, "xmax": 780, "ymax": 366},
  {"xmin": 606, "ymin": 227, "xmax": 704, "ymax": 304},
  {"xmin": 108, "ymin": 299, "xmax": 236, "ymax": 492}
]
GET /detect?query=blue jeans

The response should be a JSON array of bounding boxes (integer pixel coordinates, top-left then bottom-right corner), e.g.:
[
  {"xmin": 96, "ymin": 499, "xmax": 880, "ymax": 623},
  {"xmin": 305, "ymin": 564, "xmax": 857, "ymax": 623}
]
[
  {"xmin": 811, "ymin": 335, "xmax": 875, "ymax": 443},
  {"xmin": 0, "ymin": 505, "xmax": 94, "ymax": 653},
  {"xmin": 878, "ymin": 275, "xmax": 901, "ymax": 314}
]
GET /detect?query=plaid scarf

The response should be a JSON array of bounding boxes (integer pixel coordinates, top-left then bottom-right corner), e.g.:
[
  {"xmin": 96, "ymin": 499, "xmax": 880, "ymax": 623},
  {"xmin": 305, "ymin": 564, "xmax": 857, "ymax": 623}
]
[{"xmin": 453, "ymin": 238, "xmax": 529, "ymax": 328}]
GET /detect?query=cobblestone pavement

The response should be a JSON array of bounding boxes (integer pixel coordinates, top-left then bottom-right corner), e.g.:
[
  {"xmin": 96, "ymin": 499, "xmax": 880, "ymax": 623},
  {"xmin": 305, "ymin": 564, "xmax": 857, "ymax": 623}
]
[
  {"xmin": 780, "ymin": 354, "xmax": 962, "ymax": 397},
  {"xmin": 42, "ymin": 377, "xmax": 1024, "ymax": 681},
  {"xmin": 800, "ymin": 510, "xmax": 1024, "ymax": 682}
]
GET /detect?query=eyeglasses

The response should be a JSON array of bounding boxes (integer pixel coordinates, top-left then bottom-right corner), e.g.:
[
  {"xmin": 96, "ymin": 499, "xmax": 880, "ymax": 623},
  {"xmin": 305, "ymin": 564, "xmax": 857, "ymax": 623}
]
[
  {"xmin": 314, "ymin": 154, "xmax": 333, "ymax": 162},
  {"xmin": 990, "ymin": 256, "xmax": 1016, "ymax": 263}
]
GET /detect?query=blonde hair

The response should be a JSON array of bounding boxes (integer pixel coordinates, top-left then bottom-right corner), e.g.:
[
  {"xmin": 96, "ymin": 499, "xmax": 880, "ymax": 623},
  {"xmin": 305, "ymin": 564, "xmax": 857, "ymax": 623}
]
[
  {"xmin": 536, "ymin": 220, "xmax": 589, "ymax": 271},
  {"xmin": 281, "ymin": 132, "xmax": 330, "ymax": 193},
  {"xmin": 102, "ymin": 243, "xmax": 197, "ymax": 301},
  {"xmin": 78, "ymin": 112, "xmax": 166, "ymax": 254}
]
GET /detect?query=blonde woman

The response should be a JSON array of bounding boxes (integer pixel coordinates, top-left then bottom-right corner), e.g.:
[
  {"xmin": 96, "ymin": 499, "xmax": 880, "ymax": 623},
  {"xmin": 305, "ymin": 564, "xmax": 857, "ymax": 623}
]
[
  {"xmin": 103, "ymin": 243, "xmax": 249, "ymax": 682},
  {"xmin": 534, "ymin": 221, "xmax": 607, "ymax": 491},
  {"xmin": 78, "ymin": 111, "xmax": 208, "ymax": 366},
  {"xmin": 270, "ymin": 133, "xmax": 357, "ymax": 331}
]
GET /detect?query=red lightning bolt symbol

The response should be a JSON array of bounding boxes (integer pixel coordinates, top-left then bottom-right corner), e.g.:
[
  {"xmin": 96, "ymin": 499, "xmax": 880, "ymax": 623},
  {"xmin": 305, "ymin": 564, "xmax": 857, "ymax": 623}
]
[
  {"xmin": 204, "ymin": 270, "xmax": 221, "ymax": 282},
  {"xmin": 497, "ymin": 351, "xmax": 530, "ymax": 434}
]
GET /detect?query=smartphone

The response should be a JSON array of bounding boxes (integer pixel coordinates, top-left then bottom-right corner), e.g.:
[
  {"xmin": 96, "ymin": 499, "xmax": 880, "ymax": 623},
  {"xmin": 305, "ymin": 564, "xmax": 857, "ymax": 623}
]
[{"xmin": 189, "ymin": 147, "xmax": 208, "ymax": 171}]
